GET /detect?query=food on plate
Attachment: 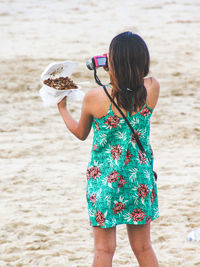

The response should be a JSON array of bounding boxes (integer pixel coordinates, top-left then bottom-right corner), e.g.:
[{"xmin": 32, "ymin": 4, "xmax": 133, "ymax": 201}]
[{"xmin": 44, "ymin": 76, "xmax": 78, "ymax": 90}]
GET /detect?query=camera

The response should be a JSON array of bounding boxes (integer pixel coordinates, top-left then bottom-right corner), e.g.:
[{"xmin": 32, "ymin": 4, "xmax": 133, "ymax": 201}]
[{"xmin": 86, "ymin": 53, "xmax": 108, "ymax": 70}]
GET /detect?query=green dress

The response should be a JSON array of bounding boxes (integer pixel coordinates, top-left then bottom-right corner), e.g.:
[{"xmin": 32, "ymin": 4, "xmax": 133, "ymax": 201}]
[{"xmin": 86, "ymin": 86, "xmax": 159, "ymax": 228}]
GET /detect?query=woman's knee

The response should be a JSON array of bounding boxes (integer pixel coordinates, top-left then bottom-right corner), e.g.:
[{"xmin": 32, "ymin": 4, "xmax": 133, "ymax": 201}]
[
  {"xmin": 93, "ymin": 226, "xmax": 116, "ymax": 257},
  {"xmin": 95, "ymin": 242, "xmax": 116, "ymax": 257},
  {"xmin": 127, "ymin": 223, "xmax": 152, "ymax": 256},
  {"xmin": 131, "ymin": 241, "xmax": 152, "ymax": 257}
]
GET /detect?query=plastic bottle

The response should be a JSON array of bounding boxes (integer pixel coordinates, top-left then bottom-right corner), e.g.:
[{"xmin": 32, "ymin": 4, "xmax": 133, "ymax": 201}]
[{"xmin": 188, "ymin": 229, "xmax": 200, "ymax": 242}]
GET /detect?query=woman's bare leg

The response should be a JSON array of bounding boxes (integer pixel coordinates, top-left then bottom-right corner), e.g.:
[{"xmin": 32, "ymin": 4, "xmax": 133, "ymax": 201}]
[
  {"xmin": 92, "ymin": 226, "xmax": 116, "ymax": 267},
  {"xmin": 126, "ymin": 223, "xmax": 159, "ymax": 267}
]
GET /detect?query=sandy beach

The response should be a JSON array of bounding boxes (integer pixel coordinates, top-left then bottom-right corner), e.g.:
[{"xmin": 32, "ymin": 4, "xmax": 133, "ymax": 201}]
[{"xmin": 0, "ymin": 0, "xmax": 200, "ymax": 266}]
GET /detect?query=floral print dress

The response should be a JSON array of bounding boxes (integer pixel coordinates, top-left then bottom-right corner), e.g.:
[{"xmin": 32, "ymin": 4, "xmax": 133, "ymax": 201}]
[{"xmin": 86, "ymin": 89, "xmax": 159, "ymax": 228}]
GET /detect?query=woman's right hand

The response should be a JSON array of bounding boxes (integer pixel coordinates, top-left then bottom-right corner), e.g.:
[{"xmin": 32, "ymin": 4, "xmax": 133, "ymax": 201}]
[{"xmin": 57, "ymin": 96, "xmax": 67, "ymax": 111}]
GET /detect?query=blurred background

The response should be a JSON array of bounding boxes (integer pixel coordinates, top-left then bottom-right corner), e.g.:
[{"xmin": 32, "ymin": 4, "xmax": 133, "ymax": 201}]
[{"xmin": 0, "ymin": 0, "xmax": 200, "ymax": 266}]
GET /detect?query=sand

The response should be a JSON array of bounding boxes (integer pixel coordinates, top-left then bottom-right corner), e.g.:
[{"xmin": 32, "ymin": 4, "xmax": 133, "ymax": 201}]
[{"xmin": 0, "ymin": 0, "xmax": 200, "ymax": 266}]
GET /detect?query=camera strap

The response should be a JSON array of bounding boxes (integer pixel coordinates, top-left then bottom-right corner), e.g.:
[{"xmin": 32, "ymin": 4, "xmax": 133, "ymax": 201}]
[{"xmin": 102, "ymin": 85, "xmax": 157, "ymax": 180}]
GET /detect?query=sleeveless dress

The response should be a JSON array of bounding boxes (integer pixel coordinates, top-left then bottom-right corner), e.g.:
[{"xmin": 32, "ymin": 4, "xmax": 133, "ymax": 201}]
[{"xmin": 86, "ymin": 86, "xmax": 159, "ymax": 228}]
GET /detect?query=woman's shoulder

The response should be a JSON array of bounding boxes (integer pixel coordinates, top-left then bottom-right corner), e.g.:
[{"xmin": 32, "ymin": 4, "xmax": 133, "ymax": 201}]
[
  {"xmin": 144, "ymin": 76, "xmax": 160, "ymax": 90},
  {"xmin": 83, "ymin": 87, "xmax": 110, "ymax": 117},
  {"xmin": 144, "ymin": 76, "xmax": 160, "ymax": 109},
  {"xmin": 83, "ymin": 87, "xmax": 105, "ymax": 102}
]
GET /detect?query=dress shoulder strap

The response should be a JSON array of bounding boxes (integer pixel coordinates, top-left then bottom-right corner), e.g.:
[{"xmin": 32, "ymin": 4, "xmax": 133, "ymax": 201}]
[
  {"xmin": 105, "ymin": 84, "xmax": 131, "ymax": 117},
  {"xmin": 106, "ymin": 84, "xmax": 112, "ymax": 90},
  {"xmin": 105, "ymin": 84, "xmax": 113, "ymax": 110}
]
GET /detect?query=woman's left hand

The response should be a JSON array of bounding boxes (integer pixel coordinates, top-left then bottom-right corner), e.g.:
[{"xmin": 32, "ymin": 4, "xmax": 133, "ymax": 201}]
[{"xmin": 57, "ymin": 96, "xmax": 67, "ymax": 110}]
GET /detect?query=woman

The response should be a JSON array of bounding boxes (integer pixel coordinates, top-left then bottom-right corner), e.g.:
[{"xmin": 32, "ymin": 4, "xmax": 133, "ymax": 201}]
[{"xmin": 58, "ymin": 31, "xmax": 160, "ymax": 267}]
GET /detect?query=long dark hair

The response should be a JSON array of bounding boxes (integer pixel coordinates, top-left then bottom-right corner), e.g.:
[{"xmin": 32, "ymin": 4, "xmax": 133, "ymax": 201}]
[{"xmin": 109, "ymin": 31, "xmax": 150, "ymax": 112}]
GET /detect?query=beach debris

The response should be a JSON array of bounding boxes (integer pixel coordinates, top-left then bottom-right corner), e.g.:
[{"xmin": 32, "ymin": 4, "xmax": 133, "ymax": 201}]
[{"xmin": 188, "ymin": 229, "xmax": 200, "ymax": 242}]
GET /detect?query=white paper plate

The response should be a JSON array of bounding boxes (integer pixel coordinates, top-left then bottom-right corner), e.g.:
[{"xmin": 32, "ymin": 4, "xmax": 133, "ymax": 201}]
[{"xmin": 39, "ymin": 61, "xmax": 85, "ymax": 107}]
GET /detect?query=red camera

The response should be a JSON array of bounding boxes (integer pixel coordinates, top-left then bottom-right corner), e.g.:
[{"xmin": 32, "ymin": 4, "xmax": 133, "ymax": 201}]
[{"xmin": 86, "ymin": 54, "xmax": 108, "ymax": 70}]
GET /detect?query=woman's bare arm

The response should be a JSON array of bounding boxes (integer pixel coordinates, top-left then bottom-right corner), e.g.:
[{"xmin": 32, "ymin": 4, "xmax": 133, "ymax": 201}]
[{"xmin": 57, "ymin": 91, "xmax": 93, "ymax": 140}]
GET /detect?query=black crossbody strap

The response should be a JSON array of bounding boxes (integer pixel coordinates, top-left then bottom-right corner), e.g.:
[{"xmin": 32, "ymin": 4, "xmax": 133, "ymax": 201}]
[{"xmin": 103, "ymin": 85, "xmax": 152, "ymax": 166}]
